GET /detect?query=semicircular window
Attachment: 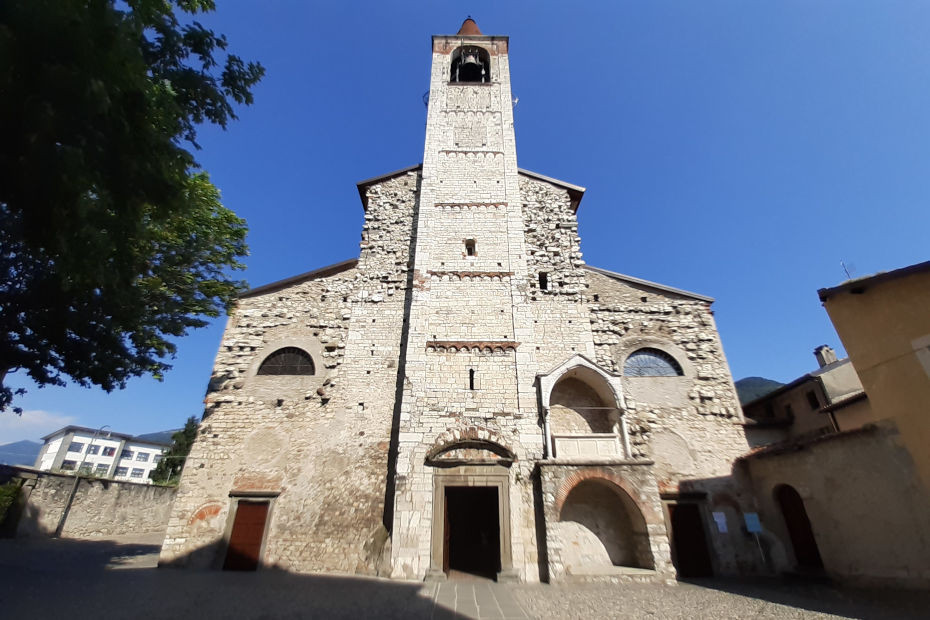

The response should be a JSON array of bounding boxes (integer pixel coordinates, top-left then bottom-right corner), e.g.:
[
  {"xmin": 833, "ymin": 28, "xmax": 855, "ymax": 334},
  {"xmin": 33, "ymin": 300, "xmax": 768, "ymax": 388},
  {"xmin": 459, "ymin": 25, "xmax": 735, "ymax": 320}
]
[
  {"xmin": 623, "ymin": 348, "xmax": 683, "ymax": 377},
  {"xmin": 257, "ymin": 347, "xmax": 315, "ymax": 376}
]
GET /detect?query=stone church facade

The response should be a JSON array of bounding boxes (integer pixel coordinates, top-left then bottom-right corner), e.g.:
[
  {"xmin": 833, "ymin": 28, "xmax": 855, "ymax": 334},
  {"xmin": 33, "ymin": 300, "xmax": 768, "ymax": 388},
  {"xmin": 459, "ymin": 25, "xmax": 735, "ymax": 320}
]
[{"xmin": 160, "ymin": 19, "xmax": 760, "ymax": 583}]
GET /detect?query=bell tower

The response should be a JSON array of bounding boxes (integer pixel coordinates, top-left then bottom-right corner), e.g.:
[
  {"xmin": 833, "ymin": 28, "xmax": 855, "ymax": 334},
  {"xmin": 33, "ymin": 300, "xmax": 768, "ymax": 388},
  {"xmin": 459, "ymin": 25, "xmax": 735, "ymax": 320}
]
[{"xmin": 390, "ymin": 18, "xmax": 536, "ymax": 580}]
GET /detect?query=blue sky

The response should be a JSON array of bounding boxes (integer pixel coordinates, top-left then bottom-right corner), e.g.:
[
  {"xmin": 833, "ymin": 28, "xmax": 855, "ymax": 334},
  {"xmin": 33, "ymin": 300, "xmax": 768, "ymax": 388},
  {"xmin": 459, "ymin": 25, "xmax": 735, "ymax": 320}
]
[{"xmin": 3, "ymin": 1, "xmax": 929, "ymax": 442}]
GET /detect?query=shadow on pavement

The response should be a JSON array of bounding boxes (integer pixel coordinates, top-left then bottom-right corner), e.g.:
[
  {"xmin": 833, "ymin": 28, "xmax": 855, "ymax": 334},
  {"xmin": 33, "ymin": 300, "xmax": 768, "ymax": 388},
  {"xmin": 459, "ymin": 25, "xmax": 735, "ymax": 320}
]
[
  {"xmin": 0, "ymin": 537, "xmax": 464, "ymax": 619},
  {"xmin": 684, "ymin": 576, "xmax": 930, "ymax": 620}
]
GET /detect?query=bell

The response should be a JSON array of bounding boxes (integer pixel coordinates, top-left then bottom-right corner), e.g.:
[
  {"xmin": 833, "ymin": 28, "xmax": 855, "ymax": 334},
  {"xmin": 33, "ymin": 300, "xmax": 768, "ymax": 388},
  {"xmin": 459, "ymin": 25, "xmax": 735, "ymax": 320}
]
[{"xmin": 462, "ymin": 52, "xmax": 481, "ymax": 67}]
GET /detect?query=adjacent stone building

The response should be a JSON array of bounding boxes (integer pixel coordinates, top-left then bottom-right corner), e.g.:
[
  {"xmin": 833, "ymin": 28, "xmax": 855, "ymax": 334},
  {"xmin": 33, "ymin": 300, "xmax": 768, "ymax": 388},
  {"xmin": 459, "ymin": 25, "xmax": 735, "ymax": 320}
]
[{"xmin": 160, "ymin": 19, "xmax": 761, "ymax": 582}]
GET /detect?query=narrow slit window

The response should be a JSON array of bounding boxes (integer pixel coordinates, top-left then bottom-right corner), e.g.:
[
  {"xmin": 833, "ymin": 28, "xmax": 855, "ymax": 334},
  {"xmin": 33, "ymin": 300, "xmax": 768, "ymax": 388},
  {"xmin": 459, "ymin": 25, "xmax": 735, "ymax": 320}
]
[
  {"xmin": 469, "ymin": 369, "xmax": 476, "ymax": 390},
  {"xmin": 539, "ymin": 272, "xmax": 549, "ymax": 290},
  {"xmin": 465, "ymin": 239, "xmax": 476, "ymax": 257}
]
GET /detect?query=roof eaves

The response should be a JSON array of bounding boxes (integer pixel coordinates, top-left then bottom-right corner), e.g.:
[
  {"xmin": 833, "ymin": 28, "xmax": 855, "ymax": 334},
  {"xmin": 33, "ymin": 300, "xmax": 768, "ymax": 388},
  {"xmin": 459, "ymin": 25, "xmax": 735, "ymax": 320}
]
[
  {"xmin": 40, "ymin": 425, "xmax": 172, "ymax": 446},
  {"xmin": 820, "ymin": 390, "xmax": 868, "ymax": 413},
  {"xmin": 241, "ymin": 258, "xmax": 359, "ymax": 299},
  {"xmin": 818, "ymin": 260, "xmax": 930, "ymax": 302},
  {"xmin": 583, "ymin": 265, "xmax": 714, "ymax": 303}
]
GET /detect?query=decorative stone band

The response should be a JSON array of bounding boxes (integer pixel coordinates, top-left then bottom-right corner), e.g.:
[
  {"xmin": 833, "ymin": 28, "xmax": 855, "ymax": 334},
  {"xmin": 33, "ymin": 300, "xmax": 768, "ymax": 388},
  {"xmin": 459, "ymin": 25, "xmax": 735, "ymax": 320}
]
[
  {"xmin": 442, "ymin": 110, "xmax": 500, "ymax": 118},
  {"xmin": 426, "ymin": 270, "xmax": 514, "ymax": 281},
  {"xmin": 434, "ymin": 202, "xmax": 506, "ymax": 210},
  {"xmin": 426, "ymin": 340, "xmax": 520, "ymax": 354},
  {"xmin": 437, "ymin": 150, "xmax": 505, "ymax": 158}
]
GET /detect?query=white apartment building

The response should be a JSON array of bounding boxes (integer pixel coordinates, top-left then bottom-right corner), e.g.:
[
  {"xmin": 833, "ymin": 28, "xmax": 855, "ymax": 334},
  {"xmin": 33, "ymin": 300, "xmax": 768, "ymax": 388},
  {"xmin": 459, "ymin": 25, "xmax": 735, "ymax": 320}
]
[{"xmin": 35, "ymin": 426, "xmax": 171, "ymax": 484}]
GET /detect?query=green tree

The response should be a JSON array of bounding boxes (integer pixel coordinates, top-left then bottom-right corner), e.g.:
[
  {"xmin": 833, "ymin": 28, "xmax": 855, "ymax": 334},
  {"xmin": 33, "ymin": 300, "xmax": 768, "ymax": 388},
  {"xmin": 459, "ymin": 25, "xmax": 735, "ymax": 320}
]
[
  {"xmin": 0, "ymin": 0, "xmax": 263, "ymax": 411},
  {"xmin": 150, "ymin": 415, "xmax": 199, "ymax": 484}
]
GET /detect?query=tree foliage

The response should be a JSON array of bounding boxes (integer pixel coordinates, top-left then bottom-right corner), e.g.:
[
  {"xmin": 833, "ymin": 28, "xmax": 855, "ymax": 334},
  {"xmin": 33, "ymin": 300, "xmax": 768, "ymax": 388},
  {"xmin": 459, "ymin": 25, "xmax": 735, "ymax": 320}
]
[
  {"xmin": 0, "ymin": 0, "xmax": 264, "ymax": 411},
  {"xmin": 150, "ymin": 415, "xmax": 198, "ymax": 485}
]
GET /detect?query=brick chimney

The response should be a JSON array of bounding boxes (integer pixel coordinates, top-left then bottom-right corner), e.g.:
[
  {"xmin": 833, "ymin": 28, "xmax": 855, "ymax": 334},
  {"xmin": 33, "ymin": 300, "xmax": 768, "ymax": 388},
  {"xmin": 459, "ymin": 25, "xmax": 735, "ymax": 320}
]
[{"xmin": 814, "ymin": 345, "xmax": 837, "ymax": 368}]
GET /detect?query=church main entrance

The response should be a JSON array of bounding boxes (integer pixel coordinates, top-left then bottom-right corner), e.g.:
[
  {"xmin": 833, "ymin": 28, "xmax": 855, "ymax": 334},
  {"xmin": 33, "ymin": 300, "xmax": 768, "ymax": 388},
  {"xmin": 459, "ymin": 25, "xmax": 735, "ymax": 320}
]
[
  {"xmin": 444, "ymin": 486, "xmax": 501, "ymax": 579},
  {"xmin": 425, "ymin": 451, "xmax": 517, "ymax": 583}
]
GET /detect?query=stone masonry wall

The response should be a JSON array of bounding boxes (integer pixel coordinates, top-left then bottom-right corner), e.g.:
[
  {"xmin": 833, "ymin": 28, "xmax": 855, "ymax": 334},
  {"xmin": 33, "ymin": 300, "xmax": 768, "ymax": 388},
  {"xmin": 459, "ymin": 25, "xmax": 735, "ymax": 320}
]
[
  {"xmin": 585, "ymin": 269, "xmax": 761, "ymax": 575},
  {"xmin": 159, "ymin": 171, "xmax": 420, "ymax": 574},
  {"xmin": 742, "ymin": 421, "xmax": 930, "ymax": 588},
  {"xmin": 5, "ymin": 468, "xmax": 175, "ymax": 538}
]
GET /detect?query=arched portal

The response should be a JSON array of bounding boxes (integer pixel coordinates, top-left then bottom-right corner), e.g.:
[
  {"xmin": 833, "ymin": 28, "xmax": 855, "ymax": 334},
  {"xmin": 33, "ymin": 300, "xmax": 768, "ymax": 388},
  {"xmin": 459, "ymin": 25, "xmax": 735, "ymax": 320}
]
[
  {"xmin": 426, "ymin": 432, "xmax": 516, "ymax": 582},
  {"xmin": 774, "ymin": 484, "xmax": 823, "ymax": 570},
  {"xmin": 557, "ymin": 479, "xmax": 654, "ymax": 571}
]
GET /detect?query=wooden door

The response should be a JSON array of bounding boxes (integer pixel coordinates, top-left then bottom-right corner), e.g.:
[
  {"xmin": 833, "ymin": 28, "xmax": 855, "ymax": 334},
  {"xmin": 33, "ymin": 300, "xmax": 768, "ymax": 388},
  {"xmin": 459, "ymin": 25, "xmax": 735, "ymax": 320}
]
[{"xmin": 223, "ymin": 501, "xmax": 269, "ymax": 571}]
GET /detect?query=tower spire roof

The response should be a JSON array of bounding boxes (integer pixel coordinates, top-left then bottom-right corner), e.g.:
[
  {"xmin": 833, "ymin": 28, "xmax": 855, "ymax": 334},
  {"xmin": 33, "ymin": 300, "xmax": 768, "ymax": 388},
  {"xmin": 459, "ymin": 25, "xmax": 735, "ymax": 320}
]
[{"xmin": 457, "ymin": 17, "xmax": 482, "ymax": 35}]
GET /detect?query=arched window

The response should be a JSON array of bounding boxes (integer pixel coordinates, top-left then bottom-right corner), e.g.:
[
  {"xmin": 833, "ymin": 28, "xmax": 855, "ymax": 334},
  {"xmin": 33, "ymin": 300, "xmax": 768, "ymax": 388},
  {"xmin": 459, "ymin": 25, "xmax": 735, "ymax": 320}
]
[
  {"xmin": 257, "ymin": 347, "xmax": 315, "ymax": 376},
  {"xmin": 623, "ymin": 348, "xmax": 683, "ymax": 377},
  {"xmin": 450, "ymin": 46, "xmax": 491, "ymax": 83}
]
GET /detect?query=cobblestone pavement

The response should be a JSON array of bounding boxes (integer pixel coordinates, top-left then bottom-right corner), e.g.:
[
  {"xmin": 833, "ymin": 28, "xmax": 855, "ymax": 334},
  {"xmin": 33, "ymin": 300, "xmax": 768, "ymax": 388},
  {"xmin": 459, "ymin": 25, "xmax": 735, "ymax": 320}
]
[
  {"xmin": 1, "ymin": 537, "xmax": 928, "ymax": 619},
  {"xmin": 512, "ymin": 581, "xmax": 930, "ymax": 620}
]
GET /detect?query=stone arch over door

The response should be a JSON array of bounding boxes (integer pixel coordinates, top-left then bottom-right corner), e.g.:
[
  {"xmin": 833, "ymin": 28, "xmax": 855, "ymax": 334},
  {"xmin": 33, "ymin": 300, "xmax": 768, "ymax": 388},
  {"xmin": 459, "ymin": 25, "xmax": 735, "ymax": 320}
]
[{"xmin": 425, "ymin": 432, "xmax": 519, "ymax": 583}]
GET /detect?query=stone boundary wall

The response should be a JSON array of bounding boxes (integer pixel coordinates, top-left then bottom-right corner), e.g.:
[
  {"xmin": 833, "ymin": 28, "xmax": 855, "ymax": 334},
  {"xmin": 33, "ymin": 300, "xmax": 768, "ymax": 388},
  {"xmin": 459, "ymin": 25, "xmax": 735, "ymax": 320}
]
[
  {"xmin": 0, "ymin": 465, "xmax": 176, "ymax": 538},
  {"xmin": 741, "ymin": 421, "xmax": 930, "ymax": 589}
]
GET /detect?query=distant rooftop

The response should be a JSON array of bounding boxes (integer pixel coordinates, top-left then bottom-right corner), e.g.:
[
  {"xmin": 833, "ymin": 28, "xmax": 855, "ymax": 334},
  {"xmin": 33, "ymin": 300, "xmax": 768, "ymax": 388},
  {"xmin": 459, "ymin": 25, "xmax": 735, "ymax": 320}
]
[{"xmin": 41, "ymin": 425, "xmax": 173, "ymax": 447}]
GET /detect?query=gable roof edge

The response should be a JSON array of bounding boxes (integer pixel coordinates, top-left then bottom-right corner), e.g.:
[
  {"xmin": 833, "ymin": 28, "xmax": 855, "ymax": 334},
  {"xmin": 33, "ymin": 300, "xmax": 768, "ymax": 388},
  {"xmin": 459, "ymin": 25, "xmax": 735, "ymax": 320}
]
[
  {"xmin": 583, "ymin": 265, "xmax": 714, "ymax": 303},
  {"xmin": 241, "ymin": 258, "xmax": 359, "ymax": 299},
  {"xmin": 517, "ymin": 168, "xmax": 585, "ymax": 212},
  {"xmin": 356, "ymin": 164, "xmax": 423, "ymax": 210}
]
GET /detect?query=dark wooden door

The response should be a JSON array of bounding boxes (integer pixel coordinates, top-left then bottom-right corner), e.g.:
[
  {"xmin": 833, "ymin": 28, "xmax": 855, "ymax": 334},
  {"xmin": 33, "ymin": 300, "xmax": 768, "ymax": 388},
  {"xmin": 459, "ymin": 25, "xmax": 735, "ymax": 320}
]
[
  {"xmin": 442, "ymin": 493, "xmax": 450, "ymax": 573},
  {"xmin": 223, "ymin": 501, "xmax": 269, "ymax": 571},
  {"xmin": 669, "ymin": 503, "xmax": 714, "ymax": 578},
  {"xmin": 775, "ymin": 485, "xmax": 823, "ymax": 570}
]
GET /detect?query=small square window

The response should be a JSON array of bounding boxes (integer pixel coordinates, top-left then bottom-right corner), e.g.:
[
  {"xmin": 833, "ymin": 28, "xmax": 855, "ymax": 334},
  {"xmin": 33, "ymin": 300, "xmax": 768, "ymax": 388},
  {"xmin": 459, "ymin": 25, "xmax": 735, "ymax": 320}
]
[
  {"xmin": 87, "ymin": 445, "xmax": 100, "ymax": 455},
  {"xmin": 153, "ymin": 454, "xmax": 164, "ymax": 463},
  {"xmin": 121, "ymin": 449, "xmax": 134, "ymax": 460},
  {"xmin": 539, "ymin": 272, "xmax": 548, "ymax": 290},
  {"xmin": 130, "ymin": 468, "xmax": 144, "ymax": 479},
  {"xmin": 61, "ymin": 460, "xmax": 77, "ymax": 471},
  {"xmin": 78, "ymin": 463, "xmax": 93, "ymax": 474},
  {"xmin": 94, "ymin": 463, "xmax": 109, "ymax": 475},
  {"xmin": 102, "ymin": 447, "xmax": 116, "ymax": 457},
  {"xmin": 68, "ymin": 442, "xmax": 84, "ymax": 453},
  {"xmin": 136, "ymin": 452, "xmax": 149, "ymax": 462},
  {"xmin": 464, "ymin": 239, "xmax": 476, "ymax": 257},
  {"xmin": 115, "ymin": 467, "xmax": 129, "ymax": 477}
]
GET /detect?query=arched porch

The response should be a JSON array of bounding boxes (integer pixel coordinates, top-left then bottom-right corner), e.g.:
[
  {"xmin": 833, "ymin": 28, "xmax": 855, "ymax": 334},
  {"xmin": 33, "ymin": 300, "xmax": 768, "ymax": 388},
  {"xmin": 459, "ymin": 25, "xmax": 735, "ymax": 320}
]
[
  {"xmin": 537, "ymin": 464, "xmax": 676, "ymax": 583},
  {"xmin": 537, "ymin": 355, "xmax": 631, "ymax": 460}
]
